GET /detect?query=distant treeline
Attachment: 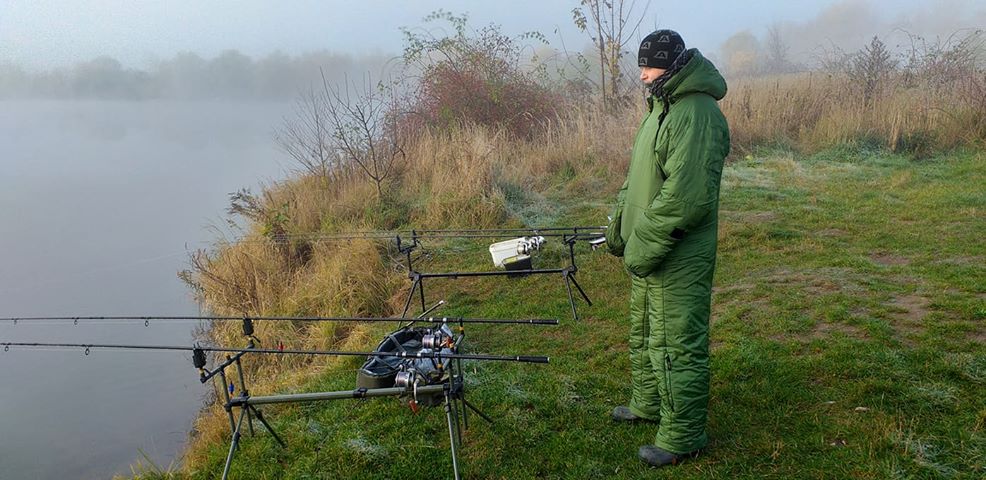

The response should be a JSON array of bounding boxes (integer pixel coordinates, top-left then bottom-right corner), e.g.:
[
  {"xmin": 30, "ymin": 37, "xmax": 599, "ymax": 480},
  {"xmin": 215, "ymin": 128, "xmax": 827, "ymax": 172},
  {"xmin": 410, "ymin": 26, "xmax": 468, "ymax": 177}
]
[{"xmin": 0, "ymin": 50, "xmax": 393, "ymax": 100}]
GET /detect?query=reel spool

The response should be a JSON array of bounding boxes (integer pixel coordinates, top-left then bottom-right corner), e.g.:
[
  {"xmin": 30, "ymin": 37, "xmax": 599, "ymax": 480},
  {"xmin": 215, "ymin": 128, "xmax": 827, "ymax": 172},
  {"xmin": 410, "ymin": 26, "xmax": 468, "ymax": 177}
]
[
  {"xmin": 395, "ymin": 370, "xmax": 415, "ymax": 389},
  {"xmin": 422, "ymin": 332, "xmax": 452, "ymax": 349}
]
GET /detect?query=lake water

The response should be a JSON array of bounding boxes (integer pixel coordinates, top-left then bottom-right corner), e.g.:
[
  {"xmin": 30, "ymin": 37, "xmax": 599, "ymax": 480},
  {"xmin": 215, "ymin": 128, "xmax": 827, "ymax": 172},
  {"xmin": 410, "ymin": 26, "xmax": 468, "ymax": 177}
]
[{"xmin": 0, "ymin": 99, "xmax": 293, "ymax": 479}]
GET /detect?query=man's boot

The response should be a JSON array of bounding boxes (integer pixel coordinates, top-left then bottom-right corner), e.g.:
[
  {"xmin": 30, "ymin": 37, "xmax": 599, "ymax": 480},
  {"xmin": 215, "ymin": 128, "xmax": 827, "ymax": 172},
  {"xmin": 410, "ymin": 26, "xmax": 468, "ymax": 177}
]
[{"xmin": 638, "ymin": 445, "xmax": 698, "ymax": 467}]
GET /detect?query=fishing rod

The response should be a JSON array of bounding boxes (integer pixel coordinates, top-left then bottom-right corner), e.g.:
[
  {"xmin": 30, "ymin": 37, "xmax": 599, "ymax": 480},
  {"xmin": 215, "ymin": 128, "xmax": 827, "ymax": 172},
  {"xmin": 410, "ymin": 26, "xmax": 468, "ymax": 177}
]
[
  {"xmin": 222, "ymin": 225, "xmax": 607, "ymax": 243},
  {"xmin": 0, "ymin": 341, "xmax": 550, "ymax": 364},
  {"xmin": 413, "ymin": 226, "xmax": 605, "ymax": 233},
  {"xmin": 0, "ymin": 315, "xmax": 559, "ymax": 326},
  {"xmin": 408, "ymin": 226, "xmax": 605, "ymax": 240},
  {"xmin": 255, "ymin": 225, "xmax": 605, "ymax": 237},
  {"xmin": 403, "ymin": 232, "xmax": 604, "ymax": 240}
]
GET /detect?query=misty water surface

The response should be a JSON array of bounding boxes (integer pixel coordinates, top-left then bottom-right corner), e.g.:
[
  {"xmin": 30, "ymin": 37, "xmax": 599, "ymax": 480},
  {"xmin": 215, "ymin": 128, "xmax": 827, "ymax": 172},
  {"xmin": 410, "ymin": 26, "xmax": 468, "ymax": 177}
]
[{"xmin": 0, "ymin": 99, "xmax": 292, "ymax": 479}]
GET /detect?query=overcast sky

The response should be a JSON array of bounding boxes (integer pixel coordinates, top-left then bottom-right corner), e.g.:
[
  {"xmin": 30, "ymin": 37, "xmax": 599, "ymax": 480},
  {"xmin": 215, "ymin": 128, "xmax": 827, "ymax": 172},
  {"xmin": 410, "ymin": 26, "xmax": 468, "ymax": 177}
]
[{"xmin": 2, "ymin": 0, "xmax": 983, "ymax": 69}]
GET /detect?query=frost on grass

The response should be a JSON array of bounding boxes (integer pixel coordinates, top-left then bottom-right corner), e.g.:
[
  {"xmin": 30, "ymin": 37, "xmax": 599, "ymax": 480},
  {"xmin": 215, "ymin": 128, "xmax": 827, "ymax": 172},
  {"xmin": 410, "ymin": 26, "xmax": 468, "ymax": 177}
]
[
  {"xmin": 557, "ymin": 375, "xmax": 584, "ymax": 405},
  {"xmin": 911, "ymin": 381, "xmax": 959, "ymax": 410},
  {"xmin": 892, "ymin": 430, "xmax": 959, "ymax": 478},
  {"xmin": 944, "ymin": 352, "xmax": 985, "ymax": 384},
  {"xmin": 345, "ymin": 436, "xmax": 388, "ymax": 461},
  {"xmin": 307, "ymin": 419, "xmax": 324, "ymax": 436},
  {"xmin": 505, "ymin": 380, "xmax": 530, "ymax": 404},
  {"xmin": 763, "ymin": 267, "xmax": 870, "ymax": 296}
]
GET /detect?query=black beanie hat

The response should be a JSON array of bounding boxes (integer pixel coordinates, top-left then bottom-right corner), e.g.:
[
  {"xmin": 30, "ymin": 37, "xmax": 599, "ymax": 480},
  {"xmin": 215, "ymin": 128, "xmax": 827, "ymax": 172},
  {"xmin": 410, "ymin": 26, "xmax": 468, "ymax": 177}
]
[{"xmin": 638, "ymin": 29, "xmax": 686, "ymax": 69}]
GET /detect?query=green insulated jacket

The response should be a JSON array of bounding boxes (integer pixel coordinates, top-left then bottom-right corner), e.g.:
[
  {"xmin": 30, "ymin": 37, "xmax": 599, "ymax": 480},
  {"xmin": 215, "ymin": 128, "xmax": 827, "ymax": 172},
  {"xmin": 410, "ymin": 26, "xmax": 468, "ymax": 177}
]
[
  {"xmin": 608, "ymin": 49, "xmax": 730, "ymax": 276},
  {"xmin": 606, "ymin": 49, "xmax": 730, "ymax": 454}
]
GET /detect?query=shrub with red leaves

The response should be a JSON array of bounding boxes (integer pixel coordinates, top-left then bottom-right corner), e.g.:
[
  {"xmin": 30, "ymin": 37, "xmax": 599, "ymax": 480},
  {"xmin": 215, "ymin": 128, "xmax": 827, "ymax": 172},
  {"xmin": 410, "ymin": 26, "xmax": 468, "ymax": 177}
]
[{"xmin": 401, "ymin": 12, "xmax": 561, "ymax": 139}]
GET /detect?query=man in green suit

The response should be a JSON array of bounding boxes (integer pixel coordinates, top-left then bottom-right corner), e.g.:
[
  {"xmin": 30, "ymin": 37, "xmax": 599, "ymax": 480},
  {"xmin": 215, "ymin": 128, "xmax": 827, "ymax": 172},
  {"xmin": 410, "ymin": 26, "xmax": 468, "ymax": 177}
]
[{"xmin": 605, "ymin": 29, "xmax": 730, "ymax": 467}]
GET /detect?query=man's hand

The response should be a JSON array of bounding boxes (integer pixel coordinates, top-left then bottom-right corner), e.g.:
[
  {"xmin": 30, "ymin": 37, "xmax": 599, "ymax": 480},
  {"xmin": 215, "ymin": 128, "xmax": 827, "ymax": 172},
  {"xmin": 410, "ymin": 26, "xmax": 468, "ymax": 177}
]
[{"xmin": 605, "ymin": 213, "xmax": 626, "ymax": 257}]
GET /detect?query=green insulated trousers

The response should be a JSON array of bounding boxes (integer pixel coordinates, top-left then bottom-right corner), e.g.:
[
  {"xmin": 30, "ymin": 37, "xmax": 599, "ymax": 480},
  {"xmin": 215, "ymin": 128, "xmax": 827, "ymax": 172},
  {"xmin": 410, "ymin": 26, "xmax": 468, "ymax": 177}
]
[
  {"xmin": 608, "ymin": 49, "xmax": 728, "ymax": 455},
  {"xmin": 626, "ymin": 238, "xmax": 715, "ymax": 454}
]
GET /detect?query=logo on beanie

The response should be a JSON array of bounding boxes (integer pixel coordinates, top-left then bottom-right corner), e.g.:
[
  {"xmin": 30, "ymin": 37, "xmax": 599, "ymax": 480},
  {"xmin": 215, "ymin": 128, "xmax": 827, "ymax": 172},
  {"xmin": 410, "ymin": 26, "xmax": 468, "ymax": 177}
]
[
  {"xmin": 655, "ymin": 51, "xmax": 668, "ymax": 60},
  {"xmin": 639, "ymin": 57, "xmax": 648, "ymax": 66},
  {"xmin": 674, "ymin": 45, "xmax": 684, "ymax": 53},
  {"xmin": 658, "ymin": 34, "xmax": 671, "ymax": 43},
  {"xmin": 640, "ymin": 41, "xmax": 650, "ymax": 50}
]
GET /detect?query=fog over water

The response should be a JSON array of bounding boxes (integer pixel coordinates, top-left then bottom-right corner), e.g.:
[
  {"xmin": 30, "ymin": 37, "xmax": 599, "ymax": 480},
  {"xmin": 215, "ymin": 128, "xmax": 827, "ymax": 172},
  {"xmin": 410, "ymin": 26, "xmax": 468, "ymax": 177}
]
[
  {"xmin": 5, "ymin": 0, "xmax": 980, "ymax": 70},
  {"xmin": 0, "ymin": 99, "xmax": 294, "ymax": 479}
]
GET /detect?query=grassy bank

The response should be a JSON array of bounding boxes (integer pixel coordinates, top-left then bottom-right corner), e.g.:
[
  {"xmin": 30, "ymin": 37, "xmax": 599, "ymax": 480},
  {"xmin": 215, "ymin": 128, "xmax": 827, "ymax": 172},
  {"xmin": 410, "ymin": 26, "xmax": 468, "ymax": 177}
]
[{"xmin": 152, "ymin": 146, "xmax": 985, "ymax": 479}]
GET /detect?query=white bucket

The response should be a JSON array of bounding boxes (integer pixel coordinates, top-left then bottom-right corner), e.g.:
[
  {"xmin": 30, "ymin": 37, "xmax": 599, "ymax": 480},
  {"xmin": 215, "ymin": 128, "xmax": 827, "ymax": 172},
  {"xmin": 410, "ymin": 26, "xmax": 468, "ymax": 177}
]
[
  {"xmin": 489, "ymin": 238, "xmax": 525, "ymax": 267},
  {"xmin": 489, "ymin": 236, "xmax": 546, "ymax": 267}
]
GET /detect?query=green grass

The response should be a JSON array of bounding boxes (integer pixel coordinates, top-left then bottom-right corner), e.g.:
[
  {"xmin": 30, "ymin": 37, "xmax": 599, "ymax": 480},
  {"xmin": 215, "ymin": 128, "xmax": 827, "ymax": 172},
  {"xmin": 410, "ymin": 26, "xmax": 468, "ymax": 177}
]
[{"xmin": 161, "ymin": 148, "xmax": 984, "ymax": 479}]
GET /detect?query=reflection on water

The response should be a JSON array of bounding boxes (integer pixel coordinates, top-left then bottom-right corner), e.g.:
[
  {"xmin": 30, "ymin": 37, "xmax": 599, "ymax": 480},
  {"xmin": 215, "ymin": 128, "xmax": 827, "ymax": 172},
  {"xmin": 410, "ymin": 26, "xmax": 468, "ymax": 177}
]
[{"xmin": 0, "ymin": 100, "xmax": 292, "ymax": 479}]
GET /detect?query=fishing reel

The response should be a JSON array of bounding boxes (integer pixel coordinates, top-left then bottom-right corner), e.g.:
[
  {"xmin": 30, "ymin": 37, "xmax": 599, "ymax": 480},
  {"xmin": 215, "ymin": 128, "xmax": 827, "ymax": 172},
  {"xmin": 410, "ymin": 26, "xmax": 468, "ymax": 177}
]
[
  {"xmin": 356, "ymin": 324, "xmax": 457, "ymax": 390},
  {"xmin": 422, "ymin": 331, "xmax": 454, "ymax": 350},
  {"xmin": 395, "ymin": 353, "xmax": 449, "ymax": 408}
]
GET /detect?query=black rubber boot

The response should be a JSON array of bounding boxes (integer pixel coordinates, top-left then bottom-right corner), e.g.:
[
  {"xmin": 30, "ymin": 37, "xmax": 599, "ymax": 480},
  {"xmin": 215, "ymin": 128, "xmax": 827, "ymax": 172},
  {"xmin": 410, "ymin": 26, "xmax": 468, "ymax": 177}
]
[
  {"xmin": 638, "ymin": 445, "xmax": 697, "ymax": 467},
  {"xmin": 611, "ymin": 406, "xmax": 655, "ymax": 423}
]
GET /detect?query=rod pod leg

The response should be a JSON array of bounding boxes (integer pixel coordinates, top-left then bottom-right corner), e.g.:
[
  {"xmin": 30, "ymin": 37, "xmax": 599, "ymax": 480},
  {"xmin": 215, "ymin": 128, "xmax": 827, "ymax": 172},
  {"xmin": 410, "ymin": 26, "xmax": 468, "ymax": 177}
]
[
  {"xmin": 449, "ymin": 388, "xmax": 463, "ymax": 447},
  {"xmin": 218, "ymin": 370, "xmax": 236, "ymax": 434},
  {"xmin": 456, "ymin": 361, "xmax": 468, "ymax": 432},
  {"xmin": 221, "ymin": 408, "xmax": 248, "ymax": 480},
  {"xmin": 401, "ymin": 276, "xmax": 420, "ymax": 318},
  {"xmin": 444, "ymin": 391, "xmax": 462, "ymax": 480},
  {"xmin": 462, "ymin": 399, "xmax": 495, "ymax": 425},
  {"xmin": 568, "ymin": 272, "xmax": 592, "ymax": 306},
  {"xmin": 562, "ymin": 273, "xmax": 579, "ymax": 321},
  {"xmin": 234, "ymin": 357, "xmax": 254, "ymax": 436},
  {"xmin": 249, "ymin": 405, "xmax": 286, "ymax": 448},
  {"xmin": 419, "ymin": 276, "xmax": 427, "ymax": 313}
]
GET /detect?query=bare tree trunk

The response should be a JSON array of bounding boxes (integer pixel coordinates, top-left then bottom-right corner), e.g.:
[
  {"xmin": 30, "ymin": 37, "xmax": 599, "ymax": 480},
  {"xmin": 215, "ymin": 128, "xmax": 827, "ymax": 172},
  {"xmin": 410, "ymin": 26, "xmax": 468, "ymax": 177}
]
[{"xmin": 573, "ymin": 0, "xmax": 651, "ymax": 111}]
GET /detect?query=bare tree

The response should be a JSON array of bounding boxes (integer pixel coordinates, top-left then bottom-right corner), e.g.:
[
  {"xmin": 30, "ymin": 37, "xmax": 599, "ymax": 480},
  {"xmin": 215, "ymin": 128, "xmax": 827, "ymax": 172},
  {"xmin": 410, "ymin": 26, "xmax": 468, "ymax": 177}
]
[
  {"xmin": 320, "ymin": 70, "xmax": 406, "ymax": 199},
  {"xmin": 275, "ymin": 86, "xmax": 337, "ymax": 180},
  {"xmin": 765, "ymin": 24, "xmax": 791, "ymax": 74},
  {"xmin": 899, "ymin": 28, "xmax": 985, "ymax": 91},
  {"xmin": 849, "ymin": 36, "xmax": 896, "ymax": 104},
  {"xmin": 571, "ymin": 0, "xmax": 651, "ymax": 109},
  {"xmin": 275, "ymin": 69, "xmax": 407, "ymax": 199}
]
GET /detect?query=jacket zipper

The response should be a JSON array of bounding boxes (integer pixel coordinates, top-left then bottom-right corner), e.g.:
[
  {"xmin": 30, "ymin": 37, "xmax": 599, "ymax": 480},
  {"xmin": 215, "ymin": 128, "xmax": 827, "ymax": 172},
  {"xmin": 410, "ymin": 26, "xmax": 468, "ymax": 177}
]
[
  {"xmin": 660, "ymin": 274, "xmax": 675, "ymax": 414},
  {"xmin": 665, "ymin": 354, "xmax": 675, "ymax": 413}
]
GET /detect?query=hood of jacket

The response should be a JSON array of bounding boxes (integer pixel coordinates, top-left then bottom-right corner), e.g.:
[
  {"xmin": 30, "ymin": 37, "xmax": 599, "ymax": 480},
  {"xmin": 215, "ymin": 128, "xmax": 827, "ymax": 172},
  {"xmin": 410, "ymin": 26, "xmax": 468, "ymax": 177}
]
[{"xmin": 655, "ymin": 49, "xmax": 727, "ymax": 103}]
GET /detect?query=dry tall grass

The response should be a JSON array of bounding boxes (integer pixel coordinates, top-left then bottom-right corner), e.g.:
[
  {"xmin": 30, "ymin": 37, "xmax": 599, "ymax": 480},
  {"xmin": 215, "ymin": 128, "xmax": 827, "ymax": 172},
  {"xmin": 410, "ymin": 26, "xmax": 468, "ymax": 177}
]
[
  {"xmin": 723, "ymin": 71, "xmax": 986, "ymax": 156},
  {"xmin": 181, "ymin": 237, "xmax": 404, "ymax": 468},
  {"xmin": 397, "ymin": 107, "xmax": 637, "ymax": 228}
]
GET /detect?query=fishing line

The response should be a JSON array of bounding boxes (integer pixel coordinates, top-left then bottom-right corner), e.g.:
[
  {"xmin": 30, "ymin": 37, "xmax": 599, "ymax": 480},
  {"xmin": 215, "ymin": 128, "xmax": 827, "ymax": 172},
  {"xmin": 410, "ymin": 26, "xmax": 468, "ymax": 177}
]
[
  {"xmin": 0, "ymin": 315, "xmax": 559, "ymax": 326},
  {"xmin": 0, "ymin": 341, "xmax": 550, "ymax": 363},
  {"xmin": 216, "ymin": 226, "xmax": 607, "ymax": 244}
]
